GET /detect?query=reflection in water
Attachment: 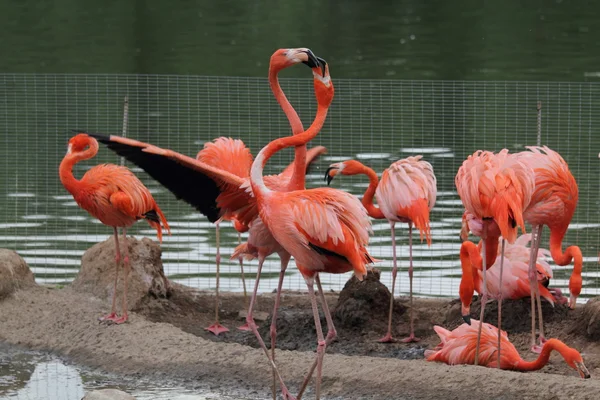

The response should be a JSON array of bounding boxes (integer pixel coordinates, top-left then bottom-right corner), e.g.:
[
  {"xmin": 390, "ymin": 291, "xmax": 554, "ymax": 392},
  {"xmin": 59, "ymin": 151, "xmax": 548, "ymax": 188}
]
[{"xmin": 0, "ymin": 344, "xmax": 236, "ymax": 400}]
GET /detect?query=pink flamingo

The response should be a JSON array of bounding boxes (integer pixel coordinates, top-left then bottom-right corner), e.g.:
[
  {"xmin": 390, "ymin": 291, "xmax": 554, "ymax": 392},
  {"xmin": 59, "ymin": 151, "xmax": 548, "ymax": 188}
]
[
  {"xmin": 325, "ymin": 157, "xmax": 437, "ymax": 343},
  {"xmin": 459, "ymin": 233, "xmax": 566, "ymax": 322},
  {"xmin": 515, "ymin": 146, "xmax": 582, "ymax": 352},
  {"xmin": 196, "ymin": 137, "xmax": 325, "ymax": 335},
  {"xmin": 426, "ymin": 320, "xmax": 590, "ymax": 379},
  {"xmin": 59, "ymin": 133, "xmax": 170, "ymax": 324},
  {"xmin": 249, "ymin": 60, "xmax": 375, "ymax": 400},
  {"xmin": 455, "ymin": 149, "xmax": 535, "ymax": 365}
]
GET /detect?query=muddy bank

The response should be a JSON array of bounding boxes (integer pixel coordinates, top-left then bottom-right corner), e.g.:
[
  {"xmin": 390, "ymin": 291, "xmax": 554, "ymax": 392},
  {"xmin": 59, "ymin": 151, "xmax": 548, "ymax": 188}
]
[{"xmin": 0, "ymin": 283, "xmax": 599, "ymax": 399}]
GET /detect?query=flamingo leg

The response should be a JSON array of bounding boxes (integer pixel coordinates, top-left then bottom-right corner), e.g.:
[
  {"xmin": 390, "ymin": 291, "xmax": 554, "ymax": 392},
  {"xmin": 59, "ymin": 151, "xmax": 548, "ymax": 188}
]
[
  {"xmin": 99, "ymin": 227, "xmax": 121, "ymax": 323},
  {"xmin": 206, "ymin": 221, "xmax": 229, "ymax": 336},
  {"xmin": 237, "ymin": 231, "xmax": 251, "ymax": 332},
  {"xmin": 496, "ymin": 238, "xmax": 506, "ymax": 368},
  {"xmin": 246, "ymin": 256, "xmax": 296, "ymax": 400},
  {"xmin": 297, "ymin": 274, "xmax": 337, "ymax": 400},
  {"xmin": 534, "ymin": 226, "xmax": 546, "ymax": 346},
  {"xmin": 270, "ymin": 253, "xmax": 291, "ymax": 400},
  {"xmin": 379, "ymin": 221, "xmax": 397, "ymax": 343},
  {"xmin": 113, "ymin": 228, "xmax": 130, "ymax": 324},
  {"xmin": 401, "ymin": 222, "xmax": 420, "ymax": 343},
  {"xmin": 474, "ymin": 222, "xmax": 488, "ymax": 366},
  {"xmin": 529, "ymin": 225, "xmax": 547, "ymax": 353},
  {"xmin": 303, "ymin": 276, "xmax": 326, "ymax": 400}
]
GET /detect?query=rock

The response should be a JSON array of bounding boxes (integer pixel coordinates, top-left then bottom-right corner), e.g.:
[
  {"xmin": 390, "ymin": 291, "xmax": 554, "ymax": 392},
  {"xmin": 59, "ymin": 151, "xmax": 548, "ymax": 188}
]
[
  {"xmin": 72, "ymin": 236, "xmax": 171, "ymax": 311},
  {"xmin": 82, "ymin": 389, "xmax": 136, "ymax": 400},
  {"xmin": 333, "ymin": 269, "xmax": 404, "ymax": 330},
  {"xmin": 580, "ymin": 297, "xmax": 600, "ymax": 340},
  {"xmin": 0, "ymin": 249, "xmax": 36, "ymax": 298}
]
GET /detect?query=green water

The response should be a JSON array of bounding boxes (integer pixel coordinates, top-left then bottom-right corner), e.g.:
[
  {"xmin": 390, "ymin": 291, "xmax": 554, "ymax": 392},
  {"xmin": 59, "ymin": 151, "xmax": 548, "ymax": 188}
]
[
  {"xmin": 1, "ymin": 0, "xmax": 600, "ymax": 81},
  {"xmin": 0, "ymin": 1, "xmax": 599, "ymax": 301}
]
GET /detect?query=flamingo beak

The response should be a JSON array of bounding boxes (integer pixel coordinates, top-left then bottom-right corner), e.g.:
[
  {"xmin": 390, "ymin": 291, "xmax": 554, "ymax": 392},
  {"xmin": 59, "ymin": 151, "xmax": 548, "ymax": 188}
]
[
  {"xmin": 461, "ymin": 304, "xmax": 471, "ymax": 325},
  {"xmin": 300, "ymin": 49, "xmax": 320, "ymax": 70},
  {"xmin": 66, "ymin": 144, "xmax": 72, "ymax": 154},
  {"xmin": 316, "ymin": 57, "xmax": 327, "ymax": 77},
  {"xmin": 325, "ymin": 166, "xmax": 338, "ymax": 186},
  {"xmin": 575, "ymin": 361, "xmax": 591, "ymax": 379}
]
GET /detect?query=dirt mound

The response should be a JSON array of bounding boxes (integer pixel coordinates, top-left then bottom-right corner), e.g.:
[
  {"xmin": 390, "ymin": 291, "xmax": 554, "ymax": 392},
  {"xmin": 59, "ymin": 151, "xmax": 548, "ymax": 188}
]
[
  {"xmin": 0, "ymin": 249, "xmax": 36, "ymax": 298},
  {"xmin": 333, "ymin": 269, "xmax": 405, "ymax": 331},
  {"xmin": 72, "ymin": 236, "xmax": 171, "ymax": 312},
  {"xmin": 467, "ymin": 295, "xmax": 569, "ymax": 333},
  {"xmin": 577, "ymin": 297, "xmax": 600, "ymax": 340}
]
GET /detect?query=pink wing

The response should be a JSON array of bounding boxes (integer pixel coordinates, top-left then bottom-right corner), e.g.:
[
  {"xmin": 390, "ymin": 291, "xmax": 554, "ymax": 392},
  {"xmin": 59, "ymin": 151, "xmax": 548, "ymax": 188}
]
[{"xmin": 197, "ymin": 137, "xmax": 253, "ymax": 178}]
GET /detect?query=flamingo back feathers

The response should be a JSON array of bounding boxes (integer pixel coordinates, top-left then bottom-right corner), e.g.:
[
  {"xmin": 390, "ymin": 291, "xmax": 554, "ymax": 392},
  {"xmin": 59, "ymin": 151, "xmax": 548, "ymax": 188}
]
[
  {"xmin": 376, "ymin": 156, "xmax": 437, "ymax": 244},
  {"xmin": 455, "ymin": 149, "xmax": 534, "ymax": 244},
  {"xmin": 74, "ymin": 164, "xmax": 170, "ymax": 241}
]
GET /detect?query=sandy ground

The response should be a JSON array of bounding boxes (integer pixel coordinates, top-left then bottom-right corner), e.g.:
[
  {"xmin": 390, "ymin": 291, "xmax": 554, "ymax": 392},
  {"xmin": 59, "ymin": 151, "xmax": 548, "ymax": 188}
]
[{"xmin": 0, "ymin": 281, "xmax": 599, "ymax": 399}]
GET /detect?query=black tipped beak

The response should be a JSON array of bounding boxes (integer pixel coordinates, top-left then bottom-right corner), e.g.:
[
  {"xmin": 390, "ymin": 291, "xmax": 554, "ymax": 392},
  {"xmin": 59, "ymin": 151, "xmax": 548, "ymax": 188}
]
[
  {"xmin": 541, "ymin": 278, "xmax": 550, "ymax": 288},
  {"xmin": 316, "ymin": 57, "xmax": 327, "ymax": 77},
  {"xmin": 301, "ymin": 49, "xmax": 320, "ymax": 69},
  {"xmin": 462, "ymin": 315, "xmax": 471, "ymax": 325},
  {"xmin": 324, "ymin": 167, "xmax": 336, "ymax": 186}
]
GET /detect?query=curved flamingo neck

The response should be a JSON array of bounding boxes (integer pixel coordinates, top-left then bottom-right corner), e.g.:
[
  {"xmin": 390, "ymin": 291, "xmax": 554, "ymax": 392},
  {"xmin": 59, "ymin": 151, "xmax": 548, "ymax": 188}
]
[
  {"xmin": 459, "ymin": 241, "xmax": 480, "ymax": 309},
  {"xmin": 59, "ymin": 139, "xmax": 99, "ymax": 192},
  {"xmin": 514, "ymin": 339, "xmax": 570, "ymax": 371},
  {"xmin": 353, "ymin": 165, "xmax": 385, "ymax": 219},
  {"xmin": 549, "ymin": 228, "xmax": 581, "ymax": 267},
  {"xmin": 268, "ymin": 67, "xmax": 306, "ymax": 191},
  {"xmin": 251, "ymin": 95, "xmax": 330, "ymax": 198}
]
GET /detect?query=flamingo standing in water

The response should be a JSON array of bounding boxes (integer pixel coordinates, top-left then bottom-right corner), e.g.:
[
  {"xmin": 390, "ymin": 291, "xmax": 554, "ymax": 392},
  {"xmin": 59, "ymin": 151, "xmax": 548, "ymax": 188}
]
[
  {"xmin": 459, "ymin": 233, "xmax": 566, "ymax": 321},
  {"xmin": 59, "ymin": 133, "xmax": 170, "ymax": 324},
  {"xmin": 425, "ymin": 320, "xmax": 590, "ymax": 379},
  {"xmin": 325, "ymin": 157, "xmax": 437, "ymax": 343},
  {"xmin": 249, "ymin": 61, "xmax": 375, "ymax": 400},
  {"xmin": 515, "ymin": 146, "xmax": 582, "ymax": 352},
  {"xmin": 455, "ymin": 149, "xmax": 535, "ymax": 365}
]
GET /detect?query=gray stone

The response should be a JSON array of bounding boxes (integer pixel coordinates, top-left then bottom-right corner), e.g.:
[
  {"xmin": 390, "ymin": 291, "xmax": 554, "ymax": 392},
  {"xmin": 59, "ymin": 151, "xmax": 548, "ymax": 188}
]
[
  {"xmin": 82, "ymin": 389, "xmax": 136, "ymax": 400},
  {"xmin": 0, "ymin": 249, "xmax": 36, "ymax": 298},
  {"xmin": 72, "ymin": 236, "xmax": 171, "ymax": 311}
]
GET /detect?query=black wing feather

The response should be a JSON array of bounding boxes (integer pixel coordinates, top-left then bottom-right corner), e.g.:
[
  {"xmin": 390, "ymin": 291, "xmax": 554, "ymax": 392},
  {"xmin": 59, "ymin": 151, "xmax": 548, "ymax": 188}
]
[{"xmin": 88, "ymin": 132, "xmax": 222, "ymax": 223}]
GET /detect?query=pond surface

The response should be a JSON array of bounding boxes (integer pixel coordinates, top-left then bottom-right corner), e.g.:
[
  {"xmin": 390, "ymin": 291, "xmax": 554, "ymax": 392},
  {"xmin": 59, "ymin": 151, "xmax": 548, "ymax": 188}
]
[{"xmin": 0, "ymin": 342, "xmax": 249, "ymax": 400}]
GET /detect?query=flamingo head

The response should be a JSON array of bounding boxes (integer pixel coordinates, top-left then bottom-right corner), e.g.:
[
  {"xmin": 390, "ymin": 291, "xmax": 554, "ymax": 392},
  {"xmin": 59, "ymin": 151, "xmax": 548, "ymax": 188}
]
[
  {"xmin": 269, "ymin": 48, "xmax": 324, "ymax": 75},
  {"xmin": 311, "ymin": 57, "xmax": 334, "ymax": 107},
  {"xmin": 325, "ymin": 160, "xmax": 364, "ymax": 185},
  {"xmin": 67, "ymin": 132, "xmax": 95, "ymax": 155},
  {"xmin": 563, "ymin": 347, "xmax": 591, "ymax": 379}
]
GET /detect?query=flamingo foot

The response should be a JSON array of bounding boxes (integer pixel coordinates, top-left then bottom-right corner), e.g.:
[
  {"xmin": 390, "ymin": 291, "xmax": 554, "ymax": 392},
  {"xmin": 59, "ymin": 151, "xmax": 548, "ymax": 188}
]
[
  {"xmin": 112, "ymin": 315, "xmax": 129, "ymax": 324},
  {"xmin": 281, "ymin": 388, "xmax": 297, "ymax": 400},
  {"xmin": 205, "ymin": 322, "xmax": 229, "ymax": 336},
  {"xmin": 237, "ymin": 322, "xmax": 251, "ymax": 332},
  {"xmin": 400, "ymin": 334, "xmax": 421, "ymax": 343},
  {"xmin": 98, "ymin": 313, "xmax": 119, "ymax": 323},
  {"xmin": 377, "ymin": 333, "xmax": 397, "ymax": 343}
]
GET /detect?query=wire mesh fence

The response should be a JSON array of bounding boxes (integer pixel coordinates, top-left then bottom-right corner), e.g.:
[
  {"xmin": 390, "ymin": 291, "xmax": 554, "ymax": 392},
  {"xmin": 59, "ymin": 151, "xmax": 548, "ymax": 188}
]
[{"xmin": 0, "ymin": 74, "xmax": 598, "ymax": 303}]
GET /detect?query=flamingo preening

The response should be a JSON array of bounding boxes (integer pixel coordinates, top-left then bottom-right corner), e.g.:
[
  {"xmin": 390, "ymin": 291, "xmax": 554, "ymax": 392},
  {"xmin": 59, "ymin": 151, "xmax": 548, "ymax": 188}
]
[
  {"xmin": 326, "ymin": 157, "xmax": 437, "ymax": 343},
  {"xmin": 59, "ymin": 133, "xmax": 170, "ymax": 324}
]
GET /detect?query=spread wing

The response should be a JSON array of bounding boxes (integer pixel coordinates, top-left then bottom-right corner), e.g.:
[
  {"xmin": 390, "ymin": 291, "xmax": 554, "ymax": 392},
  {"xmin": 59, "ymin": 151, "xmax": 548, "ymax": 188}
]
[{"xmin": 87, "ymin": 132, "xmax": 250, "ymax": 223}]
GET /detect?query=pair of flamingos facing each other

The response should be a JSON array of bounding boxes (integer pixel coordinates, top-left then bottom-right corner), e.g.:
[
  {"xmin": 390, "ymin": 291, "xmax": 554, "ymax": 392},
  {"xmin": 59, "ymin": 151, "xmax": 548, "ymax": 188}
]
[{"xmin": 59, "ymin": 48, "xmax": 589, "ymax": 399}]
